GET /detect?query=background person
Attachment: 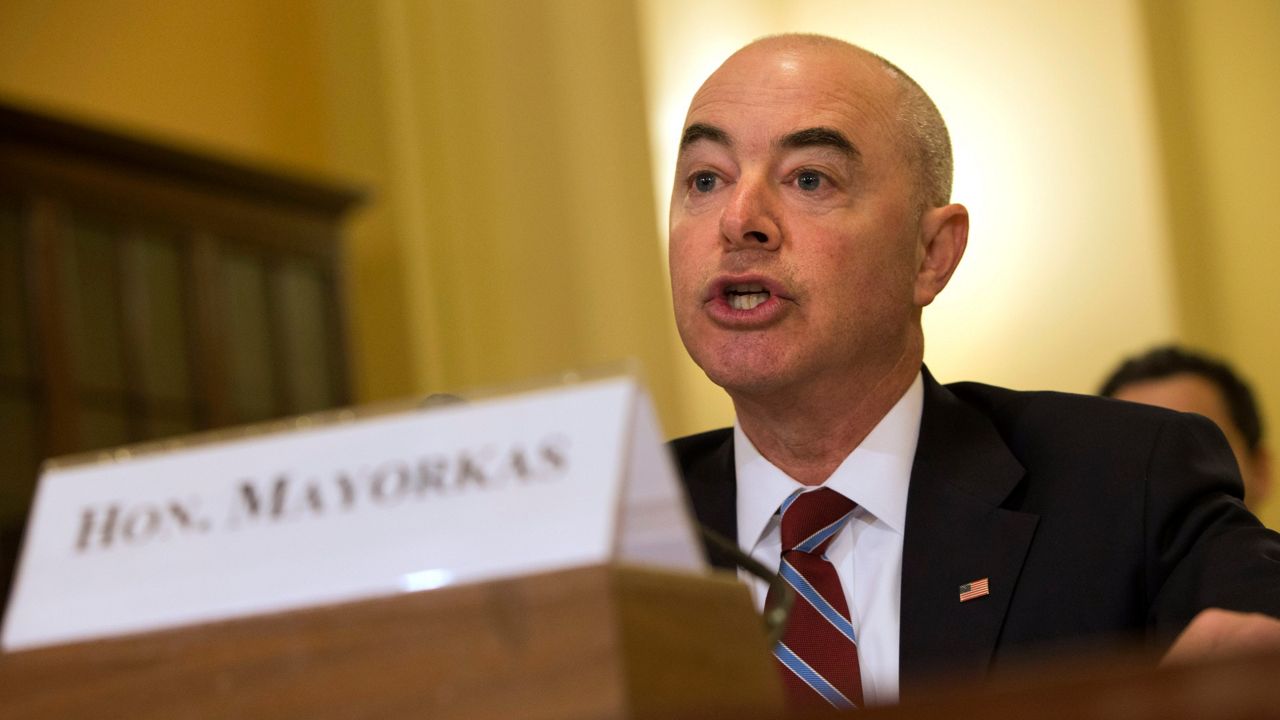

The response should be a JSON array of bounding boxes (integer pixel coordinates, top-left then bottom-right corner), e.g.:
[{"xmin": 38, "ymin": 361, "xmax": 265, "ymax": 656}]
[{"xmin": 1100, "ymin": 345, "xmax": 1271, "ymax": 513}]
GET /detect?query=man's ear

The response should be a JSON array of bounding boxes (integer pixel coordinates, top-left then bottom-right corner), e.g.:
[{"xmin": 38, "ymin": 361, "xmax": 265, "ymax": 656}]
[{"xmin": 914, "ymin": 203, "xmax": 969, "ymax": 307}]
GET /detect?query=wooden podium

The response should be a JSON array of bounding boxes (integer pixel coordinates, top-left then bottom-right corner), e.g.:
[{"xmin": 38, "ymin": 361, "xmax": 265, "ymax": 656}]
[
  {"xmin": 4, "ymin": 559, "xmax": 1280, "ymax": 720},
  {"xmin": 0, "ymin": 564, "xmax": 784, "ymax": 719}
]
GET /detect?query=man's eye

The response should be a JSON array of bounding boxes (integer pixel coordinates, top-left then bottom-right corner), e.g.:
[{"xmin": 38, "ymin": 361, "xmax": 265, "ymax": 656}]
[
  {"xmin": 796, "ymin": 170, "xmax": 823, "ymax": 191},
  {"xmin": 693, "ymin": 172, "xmax": 718, "ymax": 193}
]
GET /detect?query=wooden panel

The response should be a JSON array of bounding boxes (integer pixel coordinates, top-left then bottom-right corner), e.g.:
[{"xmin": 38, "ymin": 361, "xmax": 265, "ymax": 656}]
[
  {"xmin": 186, "ymin": 232, "xmax": 231, "ymax": 428},
  {"xmin": 0, "ymin": 100, "xmax": 361, "ymax": 610},
  {"xmin": 615, "ymin": 564, "xmax": 783, "ymax": 719},
  {"xmin": 0, "ymin": 146, "xmax": 342, "ymax": 260},
  {"xmin": 275, "ymin": 257, "xmax": 336, "ymax": 413},
  {"xmin": 220, "ymin": 247, "xmax": 279, "ymax": 423},
  {"xmin": 0, "ymin": 395, "xmax": 37, "ymax": 525},
  {"xmin": 26, "ymin": 198, "xmax": 77, "ymax": 456},
  {"xmin": 323, "ymin": 229, "xmax": 353, "ymax": 408},
  {"xmin": 0, "ymin": 104, "xmax": 360, "ymax": 215},
  {"xmin": 59, "ymin": 212, "xmax": 132, "ymax": 450},
  {"xmin": 0, "ymin": 196, "xmax": 28, "ymax": 380},
  {"xmin": 120, "ymin": 231, "xmax": 196, "ymax": 440},
  {"xmin": 0, "ymin": 198, "xmax": 38, "ymax": 518},
  {"xmin": 0, "ymin": 565, "xmax": 779, "ymax": 720}
]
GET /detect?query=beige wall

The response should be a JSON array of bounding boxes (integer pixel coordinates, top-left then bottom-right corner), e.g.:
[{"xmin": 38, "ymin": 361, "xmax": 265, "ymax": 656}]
[
  {"xmin": 0, "ymin": 0, "xmax": 1275, "ymax": 523},
  {"xmin": 331, "ymin": 0, "xmax": 683, "ymax": 426},
  {"xmin": 1144, "ymin": 0, "xmax": 1280, "ymax": 526},
  {"xmin": 0, "ymin": 0, "xmax": 331, "ymax": 174}
]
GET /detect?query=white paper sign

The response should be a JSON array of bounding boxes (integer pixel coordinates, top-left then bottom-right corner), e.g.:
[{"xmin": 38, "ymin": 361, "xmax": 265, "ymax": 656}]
[{"xmin": 1, "ymin": 376, "xmax": 704, "ymax": 651}]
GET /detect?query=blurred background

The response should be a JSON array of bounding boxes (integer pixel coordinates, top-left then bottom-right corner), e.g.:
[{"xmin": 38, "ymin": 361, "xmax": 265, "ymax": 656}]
[{"xmin": 0, "ymin": 0, "xmax": 1277, "ymax": 605}]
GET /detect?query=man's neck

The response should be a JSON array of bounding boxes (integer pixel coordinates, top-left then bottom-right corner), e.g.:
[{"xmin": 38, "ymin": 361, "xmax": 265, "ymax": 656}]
[{"xmin": 730, "ymin": 344, "xmax": 922, "ymax": 486}]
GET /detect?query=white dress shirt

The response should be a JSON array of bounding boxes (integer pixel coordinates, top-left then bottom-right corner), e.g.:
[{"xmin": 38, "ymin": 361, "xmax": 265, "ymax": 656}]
[{"xmin": 734, "ymin": 373, "xmax": 923, "ymax": 706}]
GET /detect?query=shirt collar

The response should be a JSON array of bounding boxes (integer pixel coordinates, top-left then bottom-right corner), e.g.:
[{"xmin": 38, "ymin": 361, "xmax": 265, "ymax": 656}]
[{"xmin": 734, "ymin": 373, "xmax": 924, "ymax": 548}]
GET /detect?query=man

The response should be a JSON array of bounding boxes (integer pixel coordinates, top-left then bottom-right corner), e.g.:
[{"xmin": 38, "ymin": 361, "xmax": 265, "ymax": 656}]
[
  {"xmin": 665, "ymin": 34, "xmax": 1280, "ymax": 708},
  {"xmin": 1100, "ymin": 345, "xmax": 1271, "ymax": 513}
]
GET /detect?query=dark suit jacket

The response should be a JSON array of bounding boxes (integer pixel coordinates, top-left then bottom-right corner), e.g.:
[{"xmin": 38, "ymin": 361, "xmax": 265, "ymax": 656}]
[{"xmin": 670, "ymin": 370, "xmax": 1280, "ymax": 697}]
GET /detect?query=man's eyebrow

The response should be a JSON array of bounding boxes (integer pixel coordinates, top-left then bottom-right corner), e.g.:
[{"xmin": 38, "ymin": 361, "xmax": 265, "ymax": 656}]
[
  {"xmin": 679, "ymin": 123, "xmax": 731, "ymax": 150},
  {"xmin": 779, "ymin": 127, "xmax": 860, "ymax": 159}
]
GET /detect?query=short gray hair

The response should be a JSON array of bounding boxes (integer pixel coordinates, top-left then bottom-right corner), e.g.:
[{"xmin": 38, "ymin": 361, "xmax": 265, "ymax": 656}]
[{"xmin": 876, "ymin": 55, "xmax": 954, "ymax": 208}]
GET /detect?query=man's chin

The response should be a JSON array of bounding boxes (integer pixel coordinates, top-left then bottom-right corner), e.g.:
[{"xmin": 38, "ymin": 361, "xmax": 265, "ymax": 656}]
[
  {"xmin": 699, "ymin": 361, "xmax": 795, "ymax": 399},
  {"xmin": 683, "ymin": 333, "xmax": 806, "ymax": 398}
]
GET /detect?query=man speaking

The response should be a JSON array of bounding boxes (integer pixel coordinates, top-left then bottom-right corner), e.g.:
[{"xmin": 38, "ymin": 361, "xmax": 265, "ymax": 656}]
[{"xmin": 665, "ymin": 34, "xmax": 1280, "ymax": 709}]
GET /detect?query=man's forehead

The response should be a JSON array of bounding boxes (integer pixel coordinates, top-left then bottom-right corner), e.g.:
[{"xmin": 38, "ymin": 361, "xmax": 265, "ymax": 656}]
[
  {"xmin": 680, "ymin": 44, "xmax": 901, "ymax": 154},
  {"xmin": 698, "ymin": 39, "xmax": 895, "ymax": 101}
]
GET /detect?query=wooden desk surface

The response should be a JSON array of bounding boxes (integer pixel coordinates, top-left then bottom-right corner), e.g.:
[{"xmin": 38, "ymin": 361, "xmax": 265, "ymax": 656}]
[{"xmin": 2, "ymin": 565, "xmax": 1277, "ymax": 719}]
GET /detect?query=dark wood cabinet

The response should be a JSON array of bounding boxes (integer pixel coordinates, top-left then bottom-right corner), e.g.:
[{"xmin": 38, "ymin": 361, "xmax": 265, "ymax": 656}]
[{"xmin": 0, "ymin": 103, "xmax": 362, "ymax": 610}]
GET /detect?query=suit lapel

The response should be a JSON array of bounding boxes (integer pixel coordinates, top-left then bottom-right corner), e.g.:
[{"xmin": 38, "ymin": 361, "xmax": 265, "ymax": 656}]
[
  {"xmin": 672, "ymin": 429, "xmax": 740, "ymax": 571},
  {"xmin": 899, "ymin": 372, "xmax": 1039, "ymax": 698}
]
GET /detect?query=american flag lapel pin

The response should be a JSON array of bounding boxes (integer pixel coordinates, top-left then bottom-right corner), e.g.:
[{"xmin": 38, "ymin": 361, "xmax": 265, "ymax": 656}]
[{"xmin": 959, "ymin": 577, "xmax": 990, "ymax": 602}]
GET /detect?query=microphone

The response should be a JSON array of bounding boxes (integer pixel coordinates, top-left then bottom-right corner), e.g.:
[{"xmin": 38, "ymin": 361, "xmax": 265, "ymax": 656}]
[{"xmin": 697, "ymin": 524, "xmax": 794, "ymax": 646}]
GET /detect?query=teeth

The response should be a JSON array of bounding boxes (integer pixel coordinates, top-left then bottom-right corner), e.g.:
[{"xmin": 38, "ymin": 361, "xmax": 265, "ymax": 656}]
[
  {"xmin": 724, "ymin": 282, "xmax": 771, "ymax": 311},
  {"xmin": 729, "ymin": 292, "xmax": 769, "ymax": 310}
]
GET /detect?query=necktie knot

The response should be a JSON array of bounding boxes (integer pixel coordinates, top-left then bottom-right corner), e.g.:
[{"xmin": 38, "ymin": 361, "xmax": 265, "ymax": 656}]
[{"xmin": 779, "ymin": 487, "xmax": 856, "ymax": 555}]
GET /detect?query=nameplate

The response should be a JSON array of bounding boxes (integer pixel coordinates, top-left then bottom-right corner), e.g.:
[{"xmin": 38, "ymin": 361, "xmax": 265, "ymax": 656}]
[{"xmin": 1, "ymin": 377, "xmax": 703, "ymax": 651}]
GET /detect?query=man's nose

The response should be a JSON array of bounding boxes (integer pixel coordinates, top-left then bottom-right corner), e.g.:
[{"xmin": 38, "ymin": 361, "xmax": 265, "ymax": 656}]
[{"xmin": 719, "ymin": 178, "xmax": 781, "ymax": 251}]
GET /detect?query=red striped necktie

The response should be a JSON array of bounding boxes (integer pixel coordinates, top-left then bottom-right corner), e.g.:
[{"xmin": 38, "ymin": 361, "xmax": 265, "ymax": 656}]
[{"xmin": 765, "ymin": 487, "xmax": 863, "ymax": 709}]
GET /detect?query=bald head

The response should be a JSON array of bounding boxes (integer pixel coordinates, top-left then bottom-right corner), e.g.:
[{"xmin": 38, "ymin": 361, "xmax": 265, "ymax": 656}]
[{"xmin": 710, "ymin": 34, "xmax": 953, "ymax": 209}]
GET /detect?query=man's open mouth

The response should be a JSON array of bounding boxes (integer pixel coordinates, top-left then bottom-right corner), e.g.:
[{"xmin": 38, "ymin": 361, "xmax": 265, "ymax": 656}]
[{"xmin": 725, "ymin": 283, "xmax": 771, "ymax": 310}]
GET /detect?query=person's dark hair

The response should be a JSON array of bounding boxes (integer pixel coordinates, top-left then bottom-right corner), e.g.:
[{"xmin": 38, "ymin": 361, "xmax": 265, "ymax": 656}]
[{"xmin": 1099, "ymin": 345, "xmax": 1264, "ymax": 450}]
